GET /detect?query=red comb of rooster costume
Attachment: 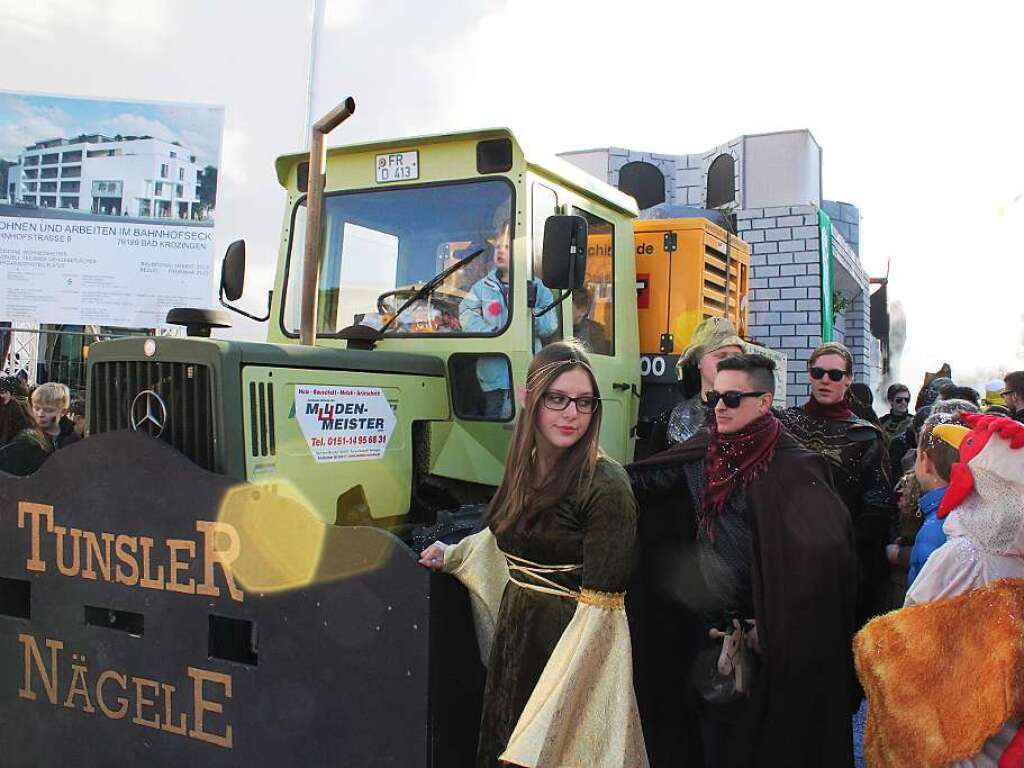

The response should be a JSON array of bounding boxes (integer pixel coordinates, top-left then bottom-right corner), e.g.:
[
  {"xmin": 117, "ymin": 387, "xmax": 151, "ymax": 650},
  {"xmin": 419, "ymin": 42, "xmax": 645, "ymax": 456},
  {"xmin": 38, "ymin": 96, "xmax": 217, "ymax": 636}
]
[{"xmin": 938, "ymin": 413, "xmax": 1024, "ymax": 518}]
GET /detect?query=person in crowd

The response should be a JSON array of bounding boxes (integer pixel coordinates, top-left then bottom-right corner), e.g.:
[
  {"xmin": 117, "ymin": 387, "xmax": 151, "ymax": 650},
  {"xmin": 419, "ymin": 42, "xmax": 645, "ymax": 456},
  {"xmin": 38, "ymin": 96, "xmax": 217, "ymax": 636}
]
[
  {"xmin": 982, "ymin": 378, "xmax": 1008, "ymax": 411},
  {"xmin": 31, "ymin": 382, "xmax": 81, "ymax": 450},
  {"xmin": 778, "ymin": 342, "xmax": 896, "ymax": 627},
  {"xmin": 915, "ymin": 368, "xmax": 953, "ymax": 411},
  {"xmin": 930, "ymin": 397, "xmax": 980, "ymax": 418},
  {"xmin": 849, "ymin": 382, "xmax": 880, "ymax": 424},
  {"xmin": 886, "ymin": 467, "xmax": 922, "ymax": 603},
  {"xmin": 904, "ymin": 415, "xmax": 1024, "ymax": 606},
  {"xmin": 0, "ymin": 374, "xmax": 29, "ymax": 408},
  {"xmin": 904, "ymin": 415, "xmax": 966, "ymax": 587},
  {"xmin": 857, "ymin": 414, "xmax": 1024, "ymax": 767},
  {"xmin": 419, "ymin": 341, "xmax": 646, "ymax": 768},
  {"xmin": 880, "ymin": 383, "xmax": 914, "ymax": 439},
  {"xmin": 880, "ymin": 383, "xmax": 916, "ymax": 490},
  {"xmin": 571, "ymin": 287, "xmax": 610, "ymax": 355},
  {"xmin": 913, "ymin": 374, "xmax": 954, "ymax": 431},
  {"xmin": 650, "ymin": 317, "xmax": 745, "ymax": 452},
  {"xmin": 984, "ymin": 403, "xmax": 1012, "ymax": 417},
  {"xmin": 0, "ymin": 378, "xmax": 29, "ymax": 450},
  {"xmin": 0, "ymin": 397, "xmax": 52, "ymax": 475},
  {"xmin": 885, "ymin": 407, "xmax": 969, "ymax": 593},
  {"xmin": 0, "ymin": 392, "xmax": 34, "ymax": 447},
  {"xmin": 68, "ymin": 398, "xmax": 86, "ymax": 439},
  {"xmin": 629, "ymin": 353, "xmax": 857, "ymax": 768},
  {"xmin": 1003, "ymin": 370, "xmax": 1024, "ymax": 421},
  {"xmin": 939, "ymin": 383, "xmax": 980, "ymax": 407},
  {"xmin": 460, "ymin": 219, "xmax": 558, "ymax": 418}
]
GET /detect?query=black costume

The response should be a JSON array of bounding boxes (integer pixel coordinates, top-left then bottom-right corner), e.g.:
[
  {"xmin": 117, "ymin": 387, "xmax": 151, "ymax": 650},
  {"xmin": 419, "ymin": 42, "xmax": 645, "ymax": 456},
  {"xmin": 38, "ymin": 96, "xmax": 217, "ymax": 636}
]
[
  {"xmin": 879, "ymin": 412, "xmax": 913, "ymax": 440},
  {"xmin": 880, "ymin": 411, "xmax": 916, "ymax": 489},
  {"xmin": 628, "ymin": 430, "xmax": 857, "ymax": 768},
  {"xmin": 777, "ymin": 405, "xmax": 896, "ymax": 625}
]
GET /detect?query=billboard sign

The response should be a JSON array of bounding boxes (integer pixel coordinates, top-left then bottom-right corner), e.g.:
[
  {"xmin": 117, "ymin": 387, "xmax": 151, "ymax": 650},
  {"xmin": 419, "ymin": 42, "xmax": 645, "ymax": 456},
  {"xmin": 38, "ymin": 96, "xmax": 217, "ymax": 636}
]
[{"xmin": 0, "ymin": 90, "xmax": 224, "ymax": 328}]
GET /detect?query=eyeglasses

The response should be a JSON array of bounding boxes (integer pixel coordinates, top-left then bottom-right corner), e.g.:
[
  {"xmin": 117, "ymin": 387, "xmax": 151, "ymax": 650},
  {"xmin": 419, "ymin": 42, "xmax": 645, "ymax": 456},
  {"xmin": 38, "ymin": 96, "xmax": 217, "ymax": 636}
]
[
  {"xmin": 893, "ymin": 396, "xmax": 910, "ymax": 404},
  {"xmin": 541, "ymin": 391, "xmax": 600, "ymax": 414},
  {"xmin": 705, "ymin": 390, "xmax": 768, "ymax": 409},
  {"xmin": 810, "ymin": 367, "xmax": 847, "ymax": 382}
]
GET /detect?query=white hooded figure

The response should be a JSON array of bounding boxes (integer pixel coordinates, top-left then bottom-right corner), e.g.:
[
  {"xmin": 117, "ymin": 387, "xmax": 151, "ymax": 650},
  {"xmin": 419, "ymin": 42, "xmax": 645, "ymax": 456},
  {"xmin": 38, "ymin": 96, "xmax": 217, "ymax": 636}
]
[{"xmin": 905, "ymin": 414, "xmax": 1024, "ymax": 766}]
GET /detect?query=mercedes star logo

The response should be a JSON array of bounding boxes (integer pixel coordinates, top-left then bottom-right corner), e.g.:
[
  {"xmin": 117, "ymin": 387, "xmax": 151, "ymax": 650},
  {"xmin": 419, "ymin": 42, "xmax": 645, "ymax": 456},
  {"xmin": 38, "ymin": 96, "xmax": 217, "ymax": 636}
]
[{"xmin": 130, "ymin": 390, "xmax": 168, "ymax": 437}]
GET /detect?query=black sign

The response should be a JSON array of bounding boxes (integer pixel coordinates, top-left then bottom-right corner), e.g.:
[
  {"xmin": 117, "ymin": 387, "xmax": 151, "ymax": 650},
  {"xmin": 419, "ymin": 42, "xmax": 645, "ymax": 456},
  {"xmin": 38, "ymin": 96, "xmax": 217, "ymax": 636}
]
[{"xmin": 0, "ymin": 431, "xmax": 483, "ymax": 766}]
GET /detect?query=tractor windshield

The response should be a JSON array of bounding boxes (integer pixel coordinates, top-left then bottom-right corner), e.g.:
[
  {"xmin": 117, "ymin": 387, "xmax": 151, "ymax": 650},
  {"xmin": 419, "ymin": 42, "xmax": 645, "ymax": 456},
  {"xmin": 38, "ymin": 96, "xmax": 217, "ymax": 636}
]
[{"xmin": 282, "ymin": 178, "xmax": 515, "ymax": 337}]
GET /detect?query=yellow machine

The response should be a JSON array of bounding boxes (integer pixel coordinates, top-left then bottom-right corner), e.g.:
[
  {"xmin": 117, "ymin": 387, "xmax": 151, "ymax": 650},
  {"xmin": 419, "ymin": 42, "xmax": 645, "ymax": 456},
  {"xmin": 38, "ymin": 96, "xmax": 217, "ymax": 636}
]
[
  {"xmin": 629, "ymin": 217, "xmax": 759, "ymax": 453},
  {"xmin": 633, "ymin": 217, "xmax": 749, "ymax": 356}
]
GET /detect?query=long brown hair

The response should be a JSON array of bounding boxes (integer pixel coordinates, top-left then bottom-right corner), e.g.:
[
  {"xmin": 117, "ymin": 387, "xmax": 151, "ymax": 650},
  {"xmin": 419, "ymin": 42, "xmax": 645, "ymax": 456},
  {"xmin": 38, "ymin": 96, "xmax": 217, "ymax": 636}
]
[
  {"xmin": 0, "ymin": 398, "xmax": 37, "ymax": 444},
  {"xmin": 488, "ymin": 340, "xmax": 603, "ymax": 534}
]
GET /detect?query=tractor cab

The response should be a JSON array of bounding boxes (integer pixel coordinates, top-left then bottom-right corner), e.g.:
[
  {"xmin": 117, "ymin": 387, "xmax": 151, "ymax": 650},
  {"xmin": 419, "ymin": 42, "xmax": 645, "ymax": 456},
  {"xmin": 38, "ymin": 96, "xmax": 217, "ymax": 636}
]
[{"xmin": 88, "ymin": 127, "xmax": 640, "ymax": 533}]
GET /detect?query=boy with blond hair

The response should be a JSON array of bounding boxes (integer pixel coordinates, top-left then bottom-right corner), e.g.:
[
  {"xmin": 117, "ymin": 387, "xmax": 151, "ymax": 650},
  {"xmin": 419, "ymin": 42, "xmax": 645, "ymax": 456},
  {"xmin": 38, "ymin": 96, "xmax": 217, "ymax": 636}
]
[{"xmin": 31, "ymin": 382, "xmax": 81, "ymax": 450}]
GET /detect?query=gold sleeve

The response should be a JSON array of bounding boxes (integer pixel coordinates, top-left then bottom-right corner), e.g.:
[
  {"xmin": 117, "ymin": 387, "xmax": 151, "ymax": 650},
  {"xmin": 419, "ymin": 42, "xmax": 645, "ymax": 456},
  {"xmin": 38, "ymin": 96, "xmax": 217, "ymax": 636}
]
[
  {"xmin": 442, "ymin": 527, "xmax": 509, "ymax": 666},
  {"xmin": 499, "ymin": 590, "xmax": 649, "ymax": 768}
]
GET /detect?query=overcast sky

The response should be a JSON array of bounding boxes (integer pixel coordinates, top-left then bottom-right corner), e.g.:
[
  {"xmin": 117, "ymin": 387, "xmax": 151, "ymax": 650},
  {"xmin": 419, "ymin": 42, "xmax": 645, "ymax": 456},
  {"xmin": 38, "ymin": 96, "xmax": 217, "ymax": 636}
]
[{"xmin": 4, "ymin": 0, "xmax": 1023, "ymax": 395}]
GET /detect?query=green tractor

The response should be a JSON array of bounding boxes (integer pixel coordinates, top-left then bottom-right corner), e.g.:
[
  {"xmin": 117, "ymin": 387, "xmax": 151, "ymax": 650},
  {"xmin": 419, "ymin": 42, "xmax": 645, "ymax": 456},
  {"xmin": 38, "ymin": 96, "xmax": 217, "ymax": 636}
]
[
  {"xmin": 95, "ymin": 102, "xmax": 642, "ymax": 527},
  {"xmin": 0, "ymin": 100, "xmax": 643, "ymax": 766}
]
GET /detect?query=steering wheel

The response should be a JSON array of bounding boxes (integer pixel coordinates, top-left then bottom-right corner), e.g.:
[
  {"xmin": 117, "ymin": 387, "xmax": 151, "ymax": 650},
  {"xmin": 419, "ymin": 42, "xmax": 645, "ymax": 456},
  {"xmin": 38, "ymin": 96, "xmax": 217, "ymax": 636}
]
[
  {"xmin": 376, "ymin": 285, "xmax": 421, "ymax": 316},
  {"xmin": 376, "ymin": 289, "xmax": 400, "ymax": 316}
]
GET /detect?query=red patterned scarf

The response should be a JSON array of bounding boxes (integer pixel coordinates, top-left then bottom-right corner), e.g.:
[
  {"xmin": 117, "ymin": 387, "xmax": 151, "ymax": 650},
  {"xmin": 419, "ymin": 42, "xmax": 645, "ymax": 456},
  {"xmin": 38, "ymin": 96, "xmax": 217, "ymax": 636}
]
[
  {"xmin": 802, "ymin": 396, "xmax": 853, "ymax": 421},
  {"xmin": 702, "ymin": 412, "xmax": 784, "ymax": 536}
]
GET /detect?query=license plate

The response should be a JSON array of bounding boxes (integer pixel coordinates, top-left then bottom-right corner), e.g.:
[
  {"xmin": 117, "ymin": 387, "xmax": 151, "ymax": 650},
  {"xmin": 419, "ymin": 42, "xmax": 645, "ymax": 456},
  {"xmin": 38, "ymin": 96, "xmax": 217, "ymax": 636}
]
[{"xmin": 375, "ymin": 151, "xmax": 419, "ymax": 183}]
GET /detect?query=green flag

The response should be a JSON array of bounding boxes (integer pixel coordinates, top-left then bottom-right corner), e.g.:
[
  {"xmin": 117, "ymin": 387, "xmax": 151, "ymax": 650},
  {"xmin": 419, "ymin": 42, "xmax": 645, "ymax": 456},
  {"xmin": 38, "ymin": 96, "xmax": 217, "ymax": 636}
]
[{"xmin": 817, "ymin": 208, "xmax": 834, "ymax": 342}]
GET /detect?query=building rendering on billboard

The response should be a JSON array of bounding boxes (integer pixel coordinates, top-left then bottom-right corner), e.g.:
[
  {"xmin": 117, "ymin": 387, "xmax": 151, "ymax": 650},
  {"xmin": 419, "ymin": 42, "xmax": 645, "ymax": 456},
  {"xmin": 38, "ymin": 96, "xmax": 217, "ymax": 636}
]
[{"xmin": 6, "ymin": 134, "xmax": 207, "ymax": 220}]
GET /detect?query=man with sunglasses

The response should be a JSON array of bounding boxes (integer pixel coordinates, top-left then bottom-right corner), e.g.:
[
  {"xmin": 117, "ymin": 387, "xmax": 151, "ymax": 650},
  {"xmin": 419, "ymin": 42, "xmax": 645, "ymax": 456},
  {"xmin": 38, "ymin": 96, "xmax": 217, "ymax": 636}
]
[
  {"xmin": 880, "ymin": 384, "xmax": 913, "ymax": 437},
  {"xmin": 1003, "ymin": 371, "xmax": 1024, "ymax": 423},
  {"xmin": 629, "ymin": 353, "xmax": 856, "ymax": 768},
  {"xmin": 879, "ymin": 383, "xmax": 916, "ymax": 486},
  {"xmin": 778, "ymin": 342, "xmax": 896, "ymax": 630}
]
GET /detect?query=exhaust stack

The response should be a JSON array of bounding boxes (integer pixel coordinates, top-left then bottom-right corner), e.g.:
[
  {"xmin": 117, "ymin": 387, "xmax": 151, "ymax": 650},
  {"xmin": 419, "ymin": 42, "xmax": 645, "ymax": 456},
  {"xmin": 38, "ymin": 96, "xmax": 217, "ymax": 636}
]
[{"xmin": 299, "ymin": 97, "xmax": 356, "ymax": 346}]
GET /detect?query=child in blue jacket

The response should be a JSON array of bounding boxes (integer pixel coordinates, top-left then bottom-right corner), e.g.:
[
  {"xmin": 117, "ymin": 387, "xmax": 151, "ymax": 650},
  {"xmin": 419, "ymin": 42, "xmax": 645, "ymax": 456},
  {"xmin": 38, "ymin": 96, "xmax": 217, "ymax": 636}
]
[
  {"xmin": 906, "ymin": 416, "xmax": 966, "ymax": 588},
  {"xmin": 460, "ymin": 220, "xmax": 557, "ymax": 418}
]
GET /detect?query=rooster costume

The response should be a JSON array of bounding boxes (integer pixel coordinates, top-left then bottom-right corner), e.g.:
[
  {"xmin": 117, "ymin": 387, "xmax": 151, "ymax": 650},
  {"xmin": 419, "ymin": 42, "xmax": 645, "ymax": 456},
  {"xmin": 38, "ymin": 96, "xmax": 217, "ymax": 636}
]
[{"xmin": 855, "ymin": 414, "xmax": 1024, "ymax": 767}]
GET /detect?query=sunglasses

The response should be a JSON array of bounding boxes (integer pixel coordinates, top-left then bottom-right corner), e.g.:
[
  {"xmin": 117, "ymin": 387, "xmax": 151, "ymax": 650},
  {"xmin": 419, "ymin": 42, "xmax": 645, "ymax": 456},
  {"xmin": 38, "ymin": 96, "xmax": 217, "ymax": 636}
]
[
  {"xmin": 810, "ymin": 367, "xmax": 847, "ymax": 382},
  {"xmin": 541, "ymin": 391, "xmax": 600, "ymax": 414},
  {"xmin": 705, "ymin": 390, "xmax": 768, "ymax": 409},
  {"xmin": 893, "ymin": 396, "xmax": 910, "ymax": 404}
]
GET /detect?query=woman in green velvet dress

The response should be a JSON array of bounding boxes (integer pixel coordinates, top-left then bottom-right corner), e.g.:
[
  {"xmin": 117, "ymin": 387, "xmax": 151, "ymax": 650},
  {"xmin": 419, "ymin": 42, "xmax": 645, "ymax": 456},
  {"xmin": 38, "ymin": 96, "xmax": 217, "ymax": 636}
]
[{"xmin": 420, "ymin": 341, "xmax": 647, "ymax": 768}]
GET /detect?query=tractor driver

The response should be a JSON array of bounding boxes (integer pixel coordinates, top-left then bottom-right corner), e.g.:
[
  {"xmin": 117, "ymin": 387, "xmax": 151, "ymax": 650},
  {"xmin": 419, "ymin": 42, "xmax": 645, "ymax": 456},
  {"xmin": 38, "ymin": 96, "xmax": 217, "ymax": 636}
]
[{"xmin": 459, "ymin": 219, "xmax": 558, "ymax": 418}]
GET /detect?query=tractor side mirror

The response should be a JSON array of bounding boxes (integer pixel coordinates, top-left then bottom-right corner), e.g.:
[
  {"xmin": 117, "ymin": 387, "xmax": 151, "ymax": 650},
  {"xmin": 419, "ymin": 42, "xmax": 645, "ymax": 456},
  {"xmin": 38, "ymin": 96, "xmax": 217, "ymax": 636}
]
[
  {"xmin": 218, "ymin": 240, "xmax": 272, "ymax": 323},
  {"xmin": 541, "ymin": 215, "xmax": 588, "ymax": 290},
  {"xmin": 221, "ymin": 240, "xmax": 246, "ymax": 302}
]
